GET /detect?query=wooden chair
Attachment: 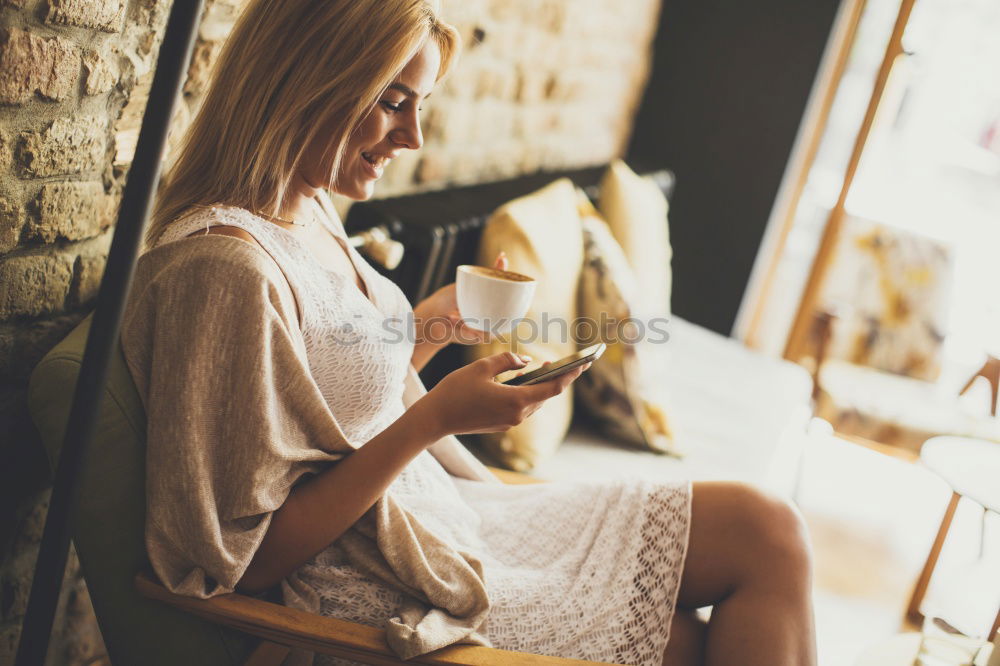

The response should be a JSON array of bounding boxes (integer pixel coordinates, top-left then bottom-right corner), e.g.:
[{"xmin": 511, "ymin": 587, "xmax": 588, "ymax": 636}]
[
  {"xmin": 28, "ymin": 316, "xmax": 615, "ymax": 665},
  {"xmin": 904, "ymin": 436, "xmax": 1000, "ymax": 641},
  {"xmin": 798, "ymin": 221, "xmax": 992, "ymax": 457},
  {"xmin": 959, "ymin": 354, "xmax": 1000, "ymax": 418}
]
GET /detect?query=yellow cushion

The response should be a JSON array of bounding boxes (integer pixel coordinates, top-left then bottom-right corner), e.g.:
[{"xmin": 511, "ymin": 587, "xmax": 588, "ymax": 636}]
[
  {"xmin": 598, "ymin": 159, "xmax": 673, "ymax": 317},
  {"xmin": 469, "ymin": 179, "xmax": 584, "ymax": 471},
  {"xmin": 575, "ymin": 191, "xmax": 679, "ymax": 456}
]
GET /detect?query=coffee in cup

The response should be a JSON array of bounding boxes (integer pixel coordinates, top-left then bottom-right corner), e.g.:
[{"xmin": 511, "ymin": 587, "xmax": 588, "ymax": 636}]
[{"xmin": 456, "ymin": 265, "xmax": 536, "ymax": 333}]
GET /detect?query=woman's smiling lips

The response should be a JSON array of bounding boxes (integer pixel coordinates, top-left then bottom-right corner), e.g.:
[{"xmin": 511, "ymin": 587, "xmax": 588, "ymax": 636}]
[{"xmin": 361, "ymin": 151, "xmax": 396, "ymax": 178}]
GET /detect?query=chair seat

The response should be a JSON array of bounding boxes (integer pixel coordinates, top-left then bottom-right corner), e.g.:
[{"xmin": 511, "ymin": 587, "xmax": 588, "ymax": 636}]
[
  {"xmin": 816, "ymin": 360, "xmax": 1000, "ymax": 455},
  {"xmin": 135, "ymin": 571, "xmax": 616, "ymax": 665}
]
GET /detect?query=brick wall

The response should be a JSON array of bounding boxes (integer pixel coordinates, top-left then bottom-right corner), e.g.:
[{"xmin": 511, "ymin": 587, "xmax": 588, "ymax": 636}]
[{"xmin": 0, "ymin": 0, "xmax": 660, "ymax": 663}]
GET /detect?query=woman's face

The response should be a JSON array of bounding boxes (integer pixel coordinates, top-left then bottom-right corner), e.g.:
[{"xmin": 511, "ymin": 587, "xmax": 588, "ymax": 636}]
[{"xmin": 320, "ymin": 40, "xmax": 441, "ymax": 200}]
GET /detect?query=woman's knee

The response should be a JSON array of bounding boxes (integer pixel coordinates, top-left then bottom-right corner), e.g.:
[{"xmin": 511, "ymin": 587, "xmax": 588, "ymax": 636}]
[
  {"xmin": 691, "ymin": 482, "xmax": 812, "ymax": 589},
  {"xmin": 681, "ymin": 482, "xmax": 807, "ymax": 606},
  {"xmin": 731, "ymin": 483, "xmax": 812, "ymax": 589}
]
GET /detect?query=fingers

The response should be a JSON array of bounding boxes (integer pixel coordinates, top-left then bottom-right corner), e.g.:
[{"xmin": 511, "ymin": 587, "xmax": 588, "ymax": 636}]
[
  {"xmin": 551, "ymin": 364, "xmax": 587, "ymax": 392},
  {"xmin": 478, "ymin": 351, "xmax": 531, "ymax": 375},
  {"xmin": 493, "ymin": 251, "xmax": 509, "ymax": 271},
  {"xmin": 497, "ymin": 362, "xmax": 592, "ymax": 430},
  {"xmin": 517, "ymin": 363, "xmax": 588, "ymax": 401}
]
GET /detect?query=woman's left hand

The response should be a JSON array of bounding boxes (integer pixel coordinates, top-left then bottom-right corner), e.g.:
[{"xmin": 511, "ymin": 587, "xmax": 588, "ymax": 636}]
[{"xmin": 413, "ymin": 252, "xmax": 508, "ymax": 350}]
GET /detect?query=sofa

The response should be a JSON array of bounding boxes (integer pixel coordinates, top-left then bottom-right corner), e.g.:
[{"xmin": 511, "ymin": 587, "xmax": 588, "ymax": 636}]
[
  {"xmin": 345, "ymin": 164, "xmax": 814, "ymax": 496},
  {"xmin": 536, "ymin": 315, "xmax": 812, "ymax": 495}
]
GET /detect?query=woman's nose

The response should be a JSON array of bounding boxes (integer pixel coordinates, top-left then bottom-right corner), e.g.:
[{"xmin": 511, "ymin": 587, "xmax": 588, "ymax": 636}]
[{"xmin": 390, "ymin": 111, "xmax": 423, "ymax": 150}]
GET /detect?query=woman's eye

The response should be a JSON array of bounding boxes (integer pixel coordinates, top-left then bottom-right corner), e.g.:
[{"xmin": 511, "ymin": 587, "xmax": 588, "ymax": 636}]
[{"xmin": 380, "ymin": 101, "xmax": 402, "ymax": 113}]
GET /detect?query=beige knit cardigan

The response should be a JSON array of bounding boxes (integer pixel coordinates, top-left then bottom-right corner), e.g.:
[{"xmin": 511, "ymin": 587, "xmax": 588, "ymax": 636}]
[{"xmin": 121, "ymin": 235, "xmax": 500, "ymax": 660}]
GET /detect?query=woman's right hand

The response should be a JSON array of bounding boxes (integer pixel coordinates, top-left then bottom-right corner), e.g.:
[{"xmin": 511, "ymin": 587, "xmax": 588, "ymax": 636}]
[{"xmin": 416, "ymin": 352, "xmax": 588, "ymax": 437}]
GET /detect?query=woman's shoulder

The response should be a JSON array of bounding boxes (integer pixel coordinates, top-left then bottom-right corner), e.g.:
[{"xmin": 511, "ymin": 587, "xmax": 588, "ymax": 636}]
[
  {"xmin": 137, "ymin": 231, "xmax": 288, "ymax": 300},
  {"xmin": 158, "ymin": 205, "xmax": 265, "ymax": 245},
  {"xmin": 128, "ymin": 233, "xmax": 301, "ymax": 339},
  {"xmin": 153, "ymin": 205, "xmax": 278, "ymax": 270},
  {"xmin": 188, "ymin": 223, "xmax": 262, "ymax": 251}
]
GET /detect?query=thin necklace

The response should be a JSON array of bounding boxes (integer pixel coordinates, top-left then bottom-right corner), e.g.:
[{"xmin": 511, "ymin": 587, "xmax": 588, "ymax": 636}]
[{"xmin": 255, "ymin": 209, "xmax": 315, "ymax": 228}]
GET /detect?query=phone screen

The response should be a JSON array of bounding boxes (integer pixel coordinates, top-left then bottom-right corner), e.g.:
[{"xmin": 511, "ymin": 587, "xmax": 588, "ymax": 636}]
[{"xmin": 502, "ymin": 343, "xmax": 606, "ymax": 386}]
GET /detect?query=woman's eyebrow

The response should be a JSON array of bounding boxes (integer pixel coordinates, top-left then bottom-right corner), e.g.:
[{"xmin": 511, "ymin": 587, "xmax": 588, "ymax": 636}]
[{"xmin": 388, "ymin": 82, "xmax": 431, "ymax": 99}]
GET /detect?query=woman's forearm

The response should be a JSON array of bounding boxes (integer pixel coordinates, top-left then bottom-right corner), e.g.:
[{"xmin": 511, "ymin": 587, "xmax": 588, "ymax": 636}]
[
  {"xmin": 237, "ymin": 350, "xmax": 551, "ymax": 593},
  {"xmin": 410, "ymin": 303, "xmax": 447, "ymax": 371},
  {"xmin": 237, "ymin": 397, "xmax": 444, "ymax": 593}
]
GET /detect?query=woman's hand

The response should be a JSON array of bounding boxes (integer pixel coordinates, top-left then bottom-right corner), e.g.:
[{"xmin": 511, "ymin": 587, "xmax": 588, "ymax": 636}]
[
  {"xmin": 412, "ymin": 351, "xmax": 590, "ymax": 439},
  {"xmin": 410, "ymin": 252, "xmax": 508, "ymax": 370}
]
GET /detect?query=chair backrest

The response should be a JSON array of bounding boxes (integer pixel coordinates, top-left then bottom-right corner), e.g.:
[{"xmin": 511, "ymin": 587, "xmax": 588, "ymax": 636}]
[
  {"xmin": 815, "ymin": 215, "xmax": 953, "ymax": 381},
  {"xmin": 27, "ymin": 315, "xmax": 256, "ymax": 666}
]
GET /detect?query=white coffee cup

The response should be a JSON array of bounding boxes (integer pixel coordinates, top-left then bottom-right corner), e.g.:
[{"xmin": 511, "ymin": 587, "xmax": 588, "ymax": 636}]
[{"xmin": 456, "ymin": 265, "xmax": 536, "ymax": 333}]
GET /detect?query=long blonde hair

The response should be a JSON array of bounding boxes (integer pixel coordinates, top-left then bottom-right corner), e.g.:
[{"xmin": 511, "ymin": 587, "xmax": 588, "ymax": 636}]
[{"xmin": 146, "ymin": 0, "xmax": 459, "ymax": 248}]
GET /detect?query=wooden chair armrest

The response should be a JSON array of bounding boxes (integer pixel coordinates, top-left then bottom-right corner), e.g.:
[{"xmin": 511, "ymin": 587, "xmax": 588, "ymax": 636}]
[
  {"xmin": 135, "ymin": 572, "xmax": 615, "ymax": 665},
  {"xmin": 486, "ymin": 465, "xmax": 545, "ymax": 485}
]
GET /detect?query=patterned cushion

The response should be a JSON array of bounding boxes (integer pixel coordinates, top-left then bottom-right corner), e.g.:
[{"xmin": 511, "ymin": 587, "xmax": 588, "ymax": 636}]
[{"xmin": 574, "ymin": 191, "xmax": 678, "ymax": 455}]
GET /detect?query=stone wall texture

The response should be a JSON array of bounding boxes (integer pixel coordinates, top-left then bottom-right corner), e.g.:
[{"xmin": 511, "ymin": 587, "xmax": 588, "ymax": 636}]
[{"xmin": 0, "ymin": 0, "xmax": 660, "ymax": 663}]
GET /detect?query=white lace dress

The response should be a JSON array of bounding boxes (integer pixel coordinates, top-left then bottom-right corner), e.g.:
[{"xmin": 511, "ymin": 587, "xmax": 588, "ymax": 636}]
[{"xmin": 159, "ymin": 205, "xmax": 691, "ymax": 666}]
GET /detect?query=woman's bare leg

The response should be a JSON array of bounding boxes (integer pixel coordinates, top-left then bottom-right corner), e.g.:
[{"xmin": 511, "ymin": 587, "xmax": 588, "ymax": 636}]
[
  {"xmin": 661, "ymin": 609, "xmax": 707, "ymax": 666},
  {"xmin": 663, "ymin": 481, "xmax": 816, "ymax": 666}
]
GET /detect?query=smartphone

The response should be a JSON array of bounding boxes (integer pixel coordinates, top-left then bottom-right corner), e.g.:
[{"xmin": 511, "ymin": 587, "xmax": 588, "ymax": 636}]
[{"xmin": 502, "ymin": 343, "xmax": 606, "ymax": 386}]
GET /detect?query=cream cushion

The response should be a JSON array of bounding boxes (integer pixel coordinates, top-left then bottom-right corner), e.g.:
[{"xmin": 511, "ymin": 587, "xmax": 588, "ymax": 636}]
[
  {"xmin": 598, "ymin": 159, "xmax": 673, "ymax": 318},
  {"xmin": 575, "ymin": 192, "xmax": 679, "ymax": 455},
  {"xmin": 470, "ymin": 179, "xmax": 584, "ymax": 471}
]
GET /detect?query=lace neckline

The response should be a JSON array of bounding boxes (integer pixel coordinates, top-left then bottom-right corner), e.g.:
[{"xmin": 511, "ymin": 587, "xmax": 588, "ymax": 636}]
[{"xmin": 212, "ymin": 204, "xmax": 382, "ymax": 317}]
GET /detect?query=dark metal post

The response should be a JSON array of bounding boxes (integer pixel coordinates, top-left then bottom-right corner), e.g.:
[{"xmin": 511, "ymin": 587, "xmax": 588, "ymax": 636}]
[{"xmin": 15, "ymin": 2, "xmax": 204, "ymax": 663}]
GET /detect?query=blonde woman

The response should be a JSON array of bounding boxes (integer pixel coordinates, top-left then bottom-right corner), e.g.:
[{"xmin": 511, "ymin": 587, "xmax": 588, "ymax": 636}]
[{"xmin": 123, "ymin": 1, "xmax": 816, "ymax": 665}]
